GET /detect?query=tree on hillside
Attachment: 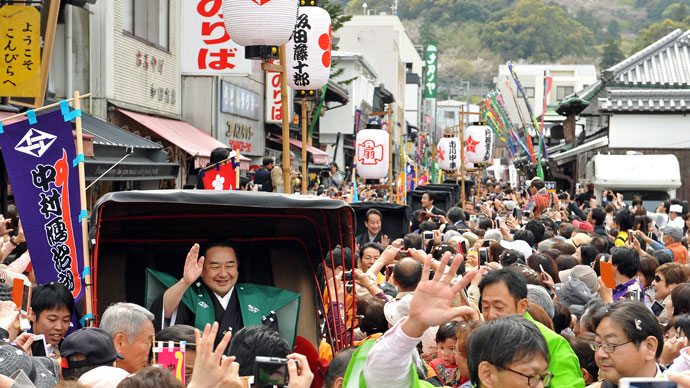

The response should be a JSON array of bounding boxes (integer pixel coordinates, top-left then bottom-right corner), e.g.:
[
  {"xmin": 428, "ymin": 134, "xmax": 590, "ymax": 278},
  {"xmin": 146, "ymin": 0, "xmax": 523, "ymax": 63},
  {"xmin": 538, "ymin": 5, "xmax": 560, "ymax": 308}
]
[
  {"xmin": 631, "ymin": 18, "xmax": 690, "ymax": 53},
  {"xmin": 480, "ymin": 0, "xmax": 595, "ymax": 61},
  {"xmin": 600, "ymin": 39, "xmax": 625, "ymax": 69},
  {"xmin": 662, "ymin": 2, "xmax": 688, "ymax": 21},
  {"xmin": 607, "ymin": 20, "xmax": 621, "ymax": 40}
]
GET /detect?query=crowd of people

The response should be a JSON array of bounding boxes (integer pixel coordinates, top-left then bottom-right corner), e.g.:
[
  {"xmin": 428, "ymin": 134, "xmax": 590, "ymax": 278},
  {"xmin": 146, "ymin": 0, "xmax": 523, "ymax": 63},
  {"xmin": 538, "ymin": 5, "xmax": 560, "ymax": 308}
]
[{"xmin": 1, "ymin": 175, "xmax": 690, "ymax": 387}]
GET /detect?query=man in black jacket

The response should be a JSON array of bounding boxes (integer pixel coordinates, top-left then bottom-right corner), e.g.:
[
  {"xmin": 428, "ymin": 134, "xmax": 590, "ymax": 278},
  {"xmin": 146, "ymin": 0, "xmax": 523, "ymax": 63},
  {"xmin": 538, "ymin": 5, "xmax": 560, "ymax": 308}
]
[
  {"xmin": 253, "ymin": 157, "xmax": 274, "ymax": 192},
  {"xmin": 356, "ymin": 209, "xmax": 389, "ymax": 247}
]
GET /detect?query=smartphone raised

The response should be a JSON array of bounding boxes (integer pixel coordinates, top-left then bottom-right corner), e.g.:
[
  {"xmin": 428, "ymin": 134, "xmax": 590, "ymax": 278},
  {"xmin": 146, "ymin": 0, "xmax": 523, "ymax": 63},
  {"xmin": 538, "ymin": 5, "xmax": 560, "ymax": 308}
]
[
  {"xmin": 618, "ymin": 377, "xmax": 677, "ymax": 388},
  {"xmin": 460, "ymin": 241, "xmax": 467, "ymax": 255},
  {"xmin": 422, "ymin": 231, "xmax": 434, "ymax": 241},
  {"xmin": 651, "ymin": 301, "xmax": 664, "ymax": 316},
  {"xmin": 478, "ymin": 248, "xmax": 488, "ymax": 266},
  {"xmin": 31, "ymin": 334, "xmax": 49, "ymax": 357}
]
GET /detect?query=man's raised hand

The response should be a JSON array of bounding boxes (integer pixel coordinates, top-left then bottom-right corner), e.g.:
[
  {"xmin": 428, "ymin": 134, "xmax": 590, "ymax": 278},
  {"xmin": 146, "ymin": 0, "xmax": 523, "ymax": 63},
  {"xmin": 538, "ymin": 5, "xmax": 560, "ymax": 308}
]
[
  {"xmin": 402, "ymin": 252, "xmax": 476, "ymax": 338},
  {"xmin": 183, "ymin": 243, "xmax": 204, "ymax": 286}
]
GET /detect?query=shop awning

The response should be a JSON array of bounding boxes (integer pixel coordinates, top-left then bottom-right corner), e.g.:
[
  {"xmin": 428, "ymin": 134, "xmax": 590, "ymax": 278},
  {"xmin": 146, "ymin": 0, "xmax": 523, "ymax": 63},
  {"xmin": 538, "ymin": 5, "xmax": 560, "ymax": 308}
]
[
  {"xmin": 118, "ymin": 108, "xmax": 241, "ymax": 168},
  {"xmin": 273, "ymin": 135, "xmax": 331, "ymax": 165}
]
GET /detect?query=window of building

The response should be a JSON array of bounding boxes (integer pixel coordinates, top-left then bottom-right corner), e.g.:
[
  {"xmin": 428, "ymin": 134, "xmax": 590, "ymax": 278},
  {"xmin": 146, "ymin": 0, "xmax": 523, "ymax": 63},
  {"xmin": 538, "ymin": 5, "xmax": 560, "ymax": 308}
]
[
  {"xmin": 444, "ymin": 111, "xmax": 454, "ymax": 119},
  {"xmin": 524, "ymin": 87, "xmax": 535, "ymax": 98},
  {"xmin": 123, "ymin": 0, "xmax": 169, "ymax": 50},
  {"xmin": 557, "ymin": 86, "xmax": 574, "ymax": 101}
]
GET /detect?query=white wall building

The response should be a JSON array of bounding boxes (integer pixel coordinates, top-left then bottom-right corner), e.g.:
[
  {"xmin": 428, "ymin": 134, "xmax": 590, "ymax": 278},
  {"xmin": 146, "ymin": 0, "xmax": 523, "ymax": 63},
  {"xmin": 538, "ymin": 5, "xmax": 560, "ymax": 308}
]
[
  {"xmin": 436, "ymin": 100, "xmax": 481, "ymax": 131},
  {"xmin": 320, "ymin": 51, "xmax": 378, "ymax": 169}
]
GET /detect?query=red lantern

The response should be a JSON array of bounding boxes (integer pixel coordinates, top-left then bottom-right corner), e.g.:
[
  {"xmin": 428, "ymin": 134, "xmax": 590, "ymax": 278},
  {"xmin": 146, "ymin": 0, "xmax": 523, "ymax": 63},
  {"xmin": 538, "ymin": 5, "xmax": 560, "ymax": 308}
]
[
  {"xmin": 356, "ymin": 129, "xmax": 389, "ymax": 179},
  {"xmin": 285, "ymin": 6, "xmax": 332, "ymax": 90},
  {"xmin": 222, "ymin": 0, "xmax": 298, "ymax": 47}
]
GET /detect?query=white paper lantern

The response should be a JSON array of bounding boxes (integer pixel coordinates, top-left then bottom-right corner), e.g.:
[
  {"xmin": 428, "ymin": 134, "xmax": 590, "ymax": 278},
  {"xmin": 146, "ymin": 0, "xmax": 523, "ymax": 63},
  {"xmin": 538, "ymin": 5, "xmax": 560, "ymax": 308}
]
[
  {"xmin": 464, "ymin": 125, "xmax": 494, "ymax": 164},
  {"xmin": 222, "ymin": 0, "xmax": 298, "ymax": 47},
  {"xmin": 356, "ymin": 129, "xmax": 389, "ymax": 179},
  {"xmin": 285, "ymin": 7, "xmax": 332, "ymax": 90},
  {"xmin": 436, "ymin": 137, "xmax": 461, "ymax": 171}
]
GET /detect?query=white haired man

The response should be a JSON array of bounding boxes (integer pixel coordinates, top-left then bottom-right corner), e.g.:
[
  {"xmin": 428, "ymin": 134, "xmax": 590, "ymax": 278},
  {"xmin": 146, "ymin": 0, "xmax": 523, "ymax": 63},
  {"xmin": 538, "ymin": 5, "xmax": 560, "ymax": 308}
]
[{"xmin": 99, "ymin": 302, "xmax": 155, "ymax": 373}]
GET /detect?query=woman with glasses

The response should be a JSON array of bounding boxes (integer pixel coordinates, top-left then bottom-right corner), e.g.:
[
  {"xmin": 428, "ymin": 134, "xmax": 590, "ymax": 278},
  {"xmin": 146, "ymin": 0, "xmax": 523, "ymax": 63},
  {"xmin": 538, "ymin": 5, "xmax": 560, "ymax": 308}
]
[{"xmin": 651, "ymin": 262, "xmax": 690, "ymax": 321}]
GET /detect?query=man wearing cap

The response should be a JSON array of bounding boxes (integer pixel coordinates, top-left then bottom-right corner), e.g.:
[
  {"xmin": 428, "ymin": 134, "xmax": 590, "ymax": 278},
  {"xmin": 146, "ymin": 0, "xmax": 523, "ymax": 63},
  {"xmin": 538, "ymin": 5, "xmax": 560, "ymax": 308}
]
[
  {"xmin": 554, "ymin": 278, "xmax": 593, "ymax": 319},
  {"xmin": 522, "ymin": 178, "xmax": 557, "ymax": 217},
  {"xmin": 60, "ymin": 327, "xmax": 126, "ymax": 380},
  {"xmin": 642, "ymin": 224, "xmax": 689, "ymax": 264},
  {"xmin": 669, "ymin": 204, "xmax": 685, "ymax": 229},
  {"xmin": 559, "ymin": 265, "xmax": 599, "ymax": 295}
]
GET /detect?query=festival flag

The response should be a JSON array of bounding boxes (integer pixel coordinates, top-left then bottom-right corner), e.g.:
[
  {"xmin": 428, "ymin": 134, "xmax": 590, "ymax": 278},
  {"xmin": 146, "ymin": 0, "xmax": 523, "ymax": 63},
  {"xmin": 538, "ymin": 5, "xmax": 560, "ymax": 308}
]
[
  {"xmin": 536, "ymin": 74, "xmax": 553, "ymax": 179},
  {"xmin": 508, "ymin": 63, "xmax": 540, "ymax": 163},
  {"xmin": 504, "ymin": 78, "xmax": 536, "ymax": 163},
  {"xmin": 0, "ymin": 109, "xmax": 85, "ymax": 306},
  {"xmin": 200, "ymin": 156, "xmax": 240, "ymax": 190},
  {"xmin": 352, "ymin": 167, "xmax": 358, "ymax": 203},
  {"xmin": 406, "ymin": 160, "xmax": 416, "ymax": 191}
]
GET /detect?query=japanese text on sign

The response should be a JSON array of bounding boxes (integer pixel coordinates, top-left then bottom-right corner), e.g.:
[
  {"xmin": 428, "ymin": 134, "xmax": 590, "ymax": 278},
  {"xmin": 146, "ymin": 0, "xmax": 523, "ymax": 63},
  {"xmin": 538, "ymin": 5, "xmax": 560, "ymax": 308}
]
[
  {"xmin": 0, "ymin": 6, "xmax": 40, "ymax": 97},
  {"xmin": 292, "ymin": 13, "xmax": 311, "ymax": 87},
  {"xmin": 265, "ymin": 59, "xmax": 291, "ymax": 124},
  {"xmin": 220, "ymin": 81, "xmax": 260, "ymax": 120},
  {"xmin": 155, "ymin": 344, "xmax": 186, "ymax": 385},
  {"xmin": 180, "ymin": 0, "xmax": 249, "ymax": 75},
  {"xmin": 424, "ymin": 43, "xmax": 438, "ymax": 99}
]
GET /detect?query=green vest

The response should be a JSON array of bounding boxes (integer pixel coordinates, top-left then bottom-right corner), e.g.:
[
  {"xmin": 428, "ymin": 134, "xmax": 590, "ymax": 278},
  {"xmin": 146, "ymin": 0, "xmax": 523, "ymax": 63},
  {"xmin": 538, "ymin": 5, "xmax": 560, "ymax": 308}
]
[
  {"xmin": 146, "ymin": 268, "xmax": 301, "ymax": 347},
  {"xmin": 525, "ymin": 312, "xmax": 585, "ymax": 388}
]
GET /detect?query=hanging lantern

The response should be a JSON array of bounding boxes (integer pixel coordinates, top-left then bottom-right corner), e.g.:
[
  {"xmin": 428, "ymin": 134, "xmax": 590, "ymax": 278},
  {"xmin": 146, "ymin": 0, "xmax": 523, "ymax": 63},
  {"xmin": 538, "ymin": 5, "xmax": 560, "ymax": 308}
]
[
  {"xmin": 464, "ymin": 125, "xmax": 494, "ymax": 164},
  {"xmin": 436, "ymin": 137, "xmax": 461, "ymax": 171},
  {"xmin": 356, "ymin": 129, "xmax": 389, "ymax": 179},
  {"xmin": 285, "ymin": 6, "xmax": 332, "ymax": 90},
  {"xmin": 222, "ymin": 0, "xmax": 298, "ymax": 47}
]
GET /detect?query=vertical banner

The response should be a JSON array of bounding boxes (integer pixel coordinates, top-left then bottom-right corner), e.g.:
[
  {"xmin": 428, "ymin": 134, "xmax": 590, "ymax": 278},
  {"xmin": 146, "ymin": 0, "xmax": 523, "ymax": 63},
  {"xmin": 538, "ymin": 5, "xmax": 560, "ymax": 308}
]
[
  {"xmin": 424, "ymin": 43, "xmax": 438, "ymax": 99},
  {"xmin": 0, "ymin": 5, "xmax": 41, "ymax": 97},
  {"xmin": 265, "ymin": 60, "xmax": 292, "ymax": 124},
  {"xmin": 180, "ymin": 0, "xmax": 250, "ymax": 75},
  {"xmin": 0, "ymin": 110, "xmax": 84, "ymax": 300},
  {"xmin": 154, "ymin": 342, "xmax": 186, "ymax": 385}
]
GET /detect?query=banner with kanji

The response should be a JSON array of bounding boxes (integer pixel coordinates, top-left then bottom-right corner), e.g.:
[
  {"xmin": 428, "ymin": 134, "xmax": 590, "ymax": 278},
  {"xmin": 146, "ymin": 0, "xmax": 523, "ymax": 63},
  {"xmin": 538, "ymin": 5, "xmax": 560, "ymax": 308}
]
[
  {"xmin": 0, "ymin": 109, "xmax": 84, "ymax": 300},
  {"xmin": 424, "ymin": 43, "xmax": 438, "ymax": 99},
  {"xmin": 200, "ymin": 157, "xmax": 239, "ymax": 190},
  {"xmin": 0, "ymin": 5, "xmax": 41, "ymax": 97}
]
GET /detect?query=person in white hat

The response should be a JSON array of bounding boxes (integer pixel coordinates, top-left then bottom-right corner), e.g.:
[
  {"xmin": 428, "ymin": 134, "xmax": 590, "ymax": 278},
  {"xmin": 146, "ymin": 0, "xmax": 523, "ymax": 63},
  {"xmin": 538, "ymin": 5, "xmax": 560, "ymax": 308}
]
[{"xmin": 669, "ymin": 203, "xmax": 685, "ymax": 229}]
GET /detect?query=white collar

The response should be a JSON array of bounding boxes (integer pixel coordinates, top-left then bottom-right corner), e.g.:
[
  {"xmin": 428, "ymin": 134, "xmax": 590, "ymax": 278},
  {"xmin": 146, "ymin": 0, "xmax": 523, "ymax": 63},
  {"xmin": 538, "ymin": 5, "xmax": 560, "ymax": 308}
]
[
  {"xmin": 214, "ymin": 287, "xmax": 234, "ymax": 310},
  {"xmin": 425, "ymin": 206, "xmax": 434, "ymax": 212}
]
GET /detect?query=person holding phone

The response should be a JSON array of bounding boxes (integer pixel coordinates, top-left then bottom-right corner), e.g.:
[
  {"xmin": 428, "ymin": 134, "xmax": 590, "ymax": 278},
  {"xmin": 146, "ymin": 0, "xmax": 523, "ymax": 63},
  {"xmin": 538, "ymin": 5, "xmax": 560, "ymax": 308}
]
[{"xmin": 652, "ymin": 263, "xmax": 690, "ymax": 321}]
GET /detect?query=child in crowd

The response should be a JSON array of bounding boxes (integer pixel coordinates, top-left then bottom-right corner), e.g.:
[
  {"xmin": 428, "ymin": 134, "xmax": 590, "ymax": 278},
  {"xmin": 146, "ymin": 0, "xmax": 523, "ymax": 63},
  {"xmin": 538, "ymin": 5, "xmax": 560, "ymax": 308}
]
[{"xmin": 429, "ymin": 321, "xmax": 459, "ymax": 387}]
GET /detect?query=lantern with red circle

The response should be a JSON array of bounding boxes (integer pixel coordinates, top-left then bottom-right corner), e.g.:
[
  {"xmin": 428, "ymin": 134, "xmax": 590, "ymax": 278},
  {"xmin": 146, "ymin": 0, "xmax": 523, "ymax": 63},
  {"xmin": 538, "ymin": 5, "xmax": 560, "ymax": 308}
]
[
  {"xmin": 436, "ymin": 137, "xmax": 461, "ymax": 171},
  {"xmin": 285, "ymin": 6, "xmax": 332, "ymax": 90},
  {"xmin": 356, "ymin": 129, "xmax": 389, "ymax": 179},
  {"xmin": 222, "ymin": 0, "xmax": 298, "ymax": 49},
  {"xmin": 464, "ymin": 125, "xmax": 494, "ymax": 164}
]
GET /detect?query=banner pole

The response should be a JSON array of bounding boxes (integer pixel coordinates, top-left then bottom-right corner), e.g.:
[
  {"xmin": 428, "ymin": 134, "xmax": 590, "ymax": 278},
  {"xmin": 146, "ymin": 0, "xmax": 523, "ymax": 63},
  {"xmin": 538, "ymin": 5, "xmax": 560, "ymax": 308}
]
[
  {"xmin": 0, "ymin": 93, "xmax": 92, "ymax": 123},
  {"xmin": 235, "ymin": 150, "xmax": 240, "ymax": 190},
  {"xmin": 301, "ymin": 97, "xmax": 308, "ymax": 194},
  {"xmin": 279, "ymin": 46, "xmax": 292, "ymax": 194},
  {"xmin": 387, "ymin": 107, "xmax": 393, "ymax": 203},
  {"xmin": 73, "ymin": 90, "xmax": 94, "ymax": 326}
]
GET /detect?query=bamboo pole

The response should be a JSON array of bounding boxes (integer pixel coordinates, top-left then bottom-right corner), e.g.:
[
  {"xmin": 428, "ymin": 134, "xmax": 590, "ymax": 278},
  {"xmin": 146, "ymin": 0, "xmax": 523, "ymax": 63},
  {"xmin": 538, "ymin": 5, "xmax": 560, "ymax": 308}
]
[
  {"xmin": 387, "ymin": 107, "xmax": 393, "ymax": 203},
  {"xmin": 301, "ymin": 98, "xmax": 308, "ymax": 194},
  {"xmin": 279, "ymin": 46, "xmax": 291, "ymax": 194},
  {"xmin": 0, "ymin": 93, "xmax": 92, "ymax": 122},
  {"xmin": 73, "ymin": 90, "xmax": 93, "ymax": 326}
]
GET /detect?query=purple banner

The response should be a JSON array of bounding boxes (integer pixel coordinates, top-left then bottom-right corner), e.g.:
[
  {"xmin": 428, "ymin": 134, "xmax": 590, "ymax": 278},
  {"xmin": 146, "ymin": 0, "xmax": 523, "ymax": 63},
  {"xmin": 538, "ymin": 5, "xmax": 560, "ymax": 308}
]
[{"xmin": 0, "ymin": 109, "xmax": 85, "ymax": 303}]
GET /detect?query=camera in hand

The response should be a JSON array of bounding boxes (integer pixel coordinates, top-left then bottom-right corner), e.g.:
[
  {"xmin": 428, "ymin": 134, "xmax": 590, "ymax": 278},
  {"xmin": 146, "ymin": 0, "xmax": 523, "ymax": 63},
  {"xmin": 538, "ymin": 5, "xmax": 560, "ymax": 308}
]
[
  {"xmin": 343, "ymin": 270, "xmax": 354, "ymax": 281},
  {"xmin": 254, "ymin": 356, "xmax": 296, "ymax": 387}
]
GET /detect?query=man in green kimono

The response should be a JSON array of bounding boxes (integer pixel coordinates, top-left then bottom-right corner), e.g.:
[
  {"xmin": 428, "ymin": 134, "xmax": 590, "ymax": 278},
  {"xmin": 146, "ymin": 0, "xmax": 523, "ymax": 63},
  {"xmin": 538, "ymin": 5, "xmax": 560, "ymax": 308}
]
[{"xmin": 148, "ymin": 239, "xmax": 300, "ymax": 348}]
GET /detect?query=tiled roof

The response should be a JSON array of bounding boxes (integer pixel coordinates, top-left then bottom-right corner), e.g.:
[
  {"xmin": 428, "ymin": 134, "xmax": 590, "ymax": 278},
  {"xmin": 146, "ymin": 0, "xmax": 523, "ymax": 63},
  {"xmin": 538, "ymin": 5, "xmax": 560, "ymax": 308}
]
[
  {"xmin": 599, "ymin": 89, "xmax": 690, "ymax": 112},
  {"xmin": 607, "ymin": 29, "xmax": 690, "ymax": 85}
]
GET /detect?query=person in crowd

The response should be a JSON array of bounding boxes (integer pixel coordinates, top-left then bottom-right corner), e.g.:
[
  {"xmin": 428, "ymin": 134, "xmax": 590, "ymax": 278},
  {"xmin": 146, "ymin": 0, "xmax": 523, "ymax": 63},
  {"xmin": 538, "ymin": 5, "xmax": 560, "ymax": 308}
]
[
  {"xmin": 324, "ymin": 347, "xmax": 357, "ymax": 388},
  {"xmin": 429, "ymin": 321, "xmax": 459, "ymax": 387},
  {"xmin": 641, "ymin": 224, "xmax": 689, "ymax": 264},
  {"xmin": 570, "ymin": 335, "xmax": 599, "ymax": 385},
  {"xmin": 61, "ymin": 327, "xmax": 125, "ymax": 380},
  {"xmin": 652, "ymin": 262, "xmax": 690, "ymax": 320},
  {"xmin": 356, "ymin": 209, "xmax": 389, "ymax": 247},
  {"xmin": 589, "ymin": 301, "xmax": 663, "ymax": 386},
  {"xmin": 608, "ymin": 246, "xmax": 643, "ymax": 302},
  {"xmin": 227, "ymin": 325, "xmax": 291, "ymax": 377},
  {"xmin": 523, "ymin": 178, "xmax": 557, "ymax": 217},
  {"xmin": 358, "ymin": 242, "xmax": 382, "ymax": 274},
  {"xmin": 272, "ymin": 151, "xmax": 298, "ymax": 193},
  {"xmin": 478, "ymin": 267, "xmax": 585, "ymax": 386},
  {"xmin": 669, "ymin": 204, "xmax": 686, "ymax": 229},
  {"xmin": 467, "ymin": 315, "xmax": 553, "ymax": 388},
  {"xmin": 420, "ymin": 192, "xmax": 446, "ymax": 216},
  {"xmin": 447, "ymin": 206, "xmax": 470, "ymax": 229},
  {"xmin": 150, "ymin": 239, "xmax": 298, "ymax": 345},
  {"xmin": 99, "ymin": 302, "xmax": 155, "ymax": 373},
  {"xmin": 322, "ymin": 162, "xmax": 343, "ymax": 190},
  {"xmin": 612, "ymin": 209, "xmax": 635, "ymax": 247},
  {"xmin": 636, "ymin": 257, "xmax": 659, "ymax": 308},
  {"xmin": 670, "ymin": 283, "xmax": 690, "ymax": 317},
  {"xmin": 253, "ymin": 156, "xmax": 274, "ymax": 192},
  {"xmin": 30, "ymin": 281, "xmax": 74, "ymax": 347}
]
